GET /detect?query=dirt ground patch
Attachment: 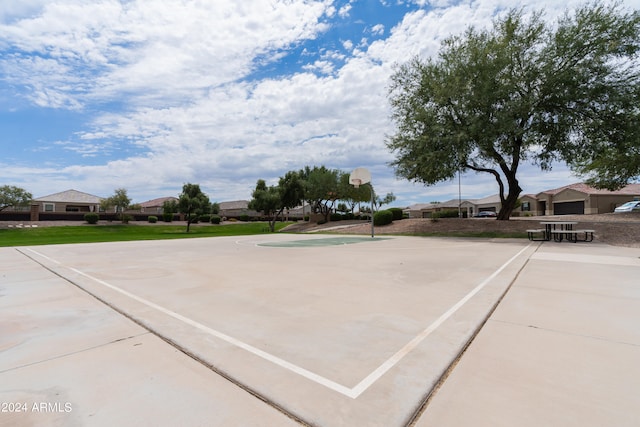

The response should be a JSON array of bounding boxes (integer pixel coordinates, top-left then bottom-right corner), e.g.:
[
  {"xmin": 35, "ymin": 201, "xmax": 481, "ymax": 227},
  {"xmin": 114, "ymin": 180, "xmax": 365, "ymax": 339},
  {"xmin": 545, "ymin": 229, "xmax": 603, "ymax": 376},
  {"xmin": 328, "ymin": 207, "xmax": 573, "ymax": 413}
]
[{"xmin": 285, "ymin": 213, "xmax": 640, "ymax": 248}]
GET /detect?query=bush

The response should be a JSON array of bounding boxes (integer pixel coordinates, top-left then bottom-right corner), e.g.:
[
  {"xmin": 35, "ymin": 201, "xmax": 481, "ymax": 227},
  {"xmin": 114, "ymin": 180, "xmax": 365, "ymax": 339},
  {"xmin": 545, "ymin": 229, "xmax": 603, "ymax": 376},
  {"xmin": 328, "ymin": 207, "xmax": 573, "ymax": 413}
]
[
  {"xmin": 388, "ymin": 207, "xmax": 404, "ymax": 221},
  {"xmin": 199, "ymin": 214, "xmax": 211, "ymax": 223},
  {"xmin": 163, "ymin": 213, "xmax": 173, "ymax": 222},
  {"xmin": 433, "ymin": 209, "xmax": 459, "ymax": 219},
  {"xmin": 330, "ymin": 213, "xmax": 343, "ymax": 221},
  {"xmin": 84, "ymin": 213, "xmax": 99, "ymax": 224},
  {"xmin": 148, "ymin": 215, "xmax": 158, "ymax": 223},
  {"xmin": 239, "ymin": 214, "xmax": 250, "ymax": 222},
  {"xmin": 373, "ymin": 209, "xmax": 393, "ymax": 226},
  {"xmin": 210, "ymin": 215, "xmax": 221, "ymax": 224}
]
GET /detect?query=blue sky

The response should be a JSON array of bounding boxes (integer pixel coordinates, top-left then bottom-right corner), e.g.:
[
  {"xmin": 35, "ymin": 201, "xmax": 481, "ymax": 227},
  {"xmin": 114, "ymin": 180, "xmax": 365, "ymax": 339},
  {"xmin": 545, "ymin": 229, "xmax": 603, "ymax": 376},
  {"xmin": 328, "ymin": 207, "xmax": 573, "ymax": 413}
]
[{"xmin": 1, "ymin": 0, "xmax": 638, "ymax": 206}]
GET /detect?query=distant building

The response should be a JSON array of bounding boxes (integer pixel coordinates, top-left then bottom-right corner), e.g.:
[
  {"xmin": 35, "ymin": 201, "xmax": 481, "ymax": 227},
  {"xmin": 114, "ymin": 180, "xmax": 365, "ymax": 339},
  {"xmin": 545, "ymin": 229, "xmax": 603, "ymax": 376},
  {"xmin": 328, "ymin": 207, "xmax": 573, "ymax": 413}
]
[
  {"xmin": 33, "ymin": 189, "xmax": 102, "ymax": 213},
  {"xmin": 219, "ymin": 200, "xmax": 260, "ymax": 218},
  {"xmin": 138, "ymin": 197, "xmax": 179, "ymax": 214},
  {"xmin": 406, "ymin": 182, "xmax": 640, "ymax": 218},
  {"xmin": 536, "ymin": 182, "xmax": 640, "ymax": 215}
]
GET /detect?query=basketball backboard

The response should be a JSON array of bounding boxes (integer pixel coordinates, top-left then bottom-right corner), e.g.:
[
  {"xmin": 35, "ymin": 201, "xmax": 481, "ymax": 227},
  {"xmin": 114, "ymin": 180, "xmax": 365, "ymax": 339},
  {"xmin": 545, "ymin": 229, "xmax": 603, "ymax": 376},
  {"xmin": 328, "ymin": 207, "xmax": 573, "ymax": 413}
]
[{"xmin": 349, "ymin": 168, "xmax": 371, "ymax": 188}]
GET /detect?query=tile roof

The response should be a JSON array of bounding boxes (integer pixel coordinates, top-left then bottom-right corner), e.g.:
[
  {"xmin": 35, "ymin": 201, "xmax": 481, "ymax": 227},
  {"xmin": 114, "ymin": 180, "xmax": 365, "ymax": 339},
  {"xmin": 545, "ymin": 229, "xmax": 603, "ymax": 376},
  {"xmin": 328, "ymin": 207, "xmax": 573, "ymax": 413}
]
[
  {"xmin": 469, "ymin": 194, "xmax": 501, "ymax": 205},
  {"xmin": 139, "ymin": 197, "xmax": 178, "ymax": 208},
  {"xmin": 34, "ymin": 189, "xmax": 102, "ymax": 204},
  {"xmin": 219, "ymin": 200, "xmax": 250, "ymax": 210},
  {"xmin": 538, "ymin": 182, "xmax": 640, "ymax": 196}
]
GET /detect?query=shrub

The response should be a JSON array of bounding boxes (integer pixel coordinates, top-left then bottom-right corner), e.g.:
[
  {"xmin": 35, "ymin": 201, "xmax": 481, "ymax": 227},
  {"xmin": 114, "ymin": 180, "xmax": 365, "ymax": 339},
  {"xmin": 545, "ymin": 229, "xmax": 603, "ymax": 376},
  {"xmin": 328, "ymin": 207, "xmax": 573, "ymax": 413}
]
[
  {"xmin": 199, "ymin": 214, "xmax": 211, "ymax": 223},
  {"xmin": 330, "ymin": 213, "xmax": 343, "ymax": 221},
  {"xmin": 163, "ymin": 213, "xmax": 173, "ymax": 222},
  {"xmin": 239, "ymin": 214, "xmax": 250, "ymax": 222},
  {"xmin": 84, "ymin": 213, "xmax": 99, "ymax": 224},
  {"xmin": 373, "ymin": 209, "xmax": 393, "ymax": 226},
  {"xmin": 433, "ymin": 209, "xmax": 459, "ymax": 219},
  {"xmin": 388, "ymin": 207, "xmax": 404, "ymax": 221},
  {"xmin": 210, "ymin": 215, "xmax": 221, "ymax": 224},
  {"xmin": 148, "ymin": 215, "xmax": 158, "ymax": 223}
]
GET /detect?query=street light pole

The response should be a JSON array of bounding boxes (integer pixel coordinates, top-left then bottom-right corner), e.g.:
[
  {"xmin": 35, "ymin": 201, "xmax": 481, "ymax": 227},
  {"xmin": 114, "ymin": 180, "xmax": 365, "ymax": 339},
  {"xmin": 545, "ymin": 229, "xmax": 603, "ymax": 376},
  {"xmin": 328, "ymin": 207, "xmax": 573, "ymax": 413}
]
[{"xmin": 458, "ymin": 168, "xmax": 462, "ymax": 218}]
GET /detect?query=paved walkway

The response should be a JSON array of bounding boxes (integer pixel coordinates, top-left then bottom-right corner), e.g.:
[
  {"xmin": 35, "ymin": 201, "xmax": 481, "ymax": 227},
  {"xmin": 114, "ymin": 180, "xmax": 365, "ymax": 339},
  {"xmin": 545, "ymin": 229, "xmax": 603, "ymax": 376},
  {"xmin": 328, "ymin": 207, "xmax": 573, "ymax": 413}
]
[
  {"xmin": 415, "ymin": 242, "xmax": 640, "ymax": 427},
  {"xmin": 1, "ymin": 237, "xmax": 639, "ymax": 426}
]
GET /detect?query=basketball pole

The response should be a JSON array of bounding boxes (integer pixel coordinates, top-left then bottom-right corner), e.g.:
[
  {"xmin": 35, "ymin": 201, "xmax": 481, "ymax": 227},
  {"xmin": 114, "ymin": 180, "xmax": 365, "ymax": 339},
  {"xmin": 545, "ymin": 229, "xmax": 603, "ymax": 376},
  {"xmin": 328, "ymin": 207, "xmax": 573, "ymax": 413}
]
[
  {"xmin": 349, "ymin": 167, "xmax": 374, "ymax": 238},
  {"xmin": 369, "ymin": 182, "xmax": 374, "ymax": 238}
]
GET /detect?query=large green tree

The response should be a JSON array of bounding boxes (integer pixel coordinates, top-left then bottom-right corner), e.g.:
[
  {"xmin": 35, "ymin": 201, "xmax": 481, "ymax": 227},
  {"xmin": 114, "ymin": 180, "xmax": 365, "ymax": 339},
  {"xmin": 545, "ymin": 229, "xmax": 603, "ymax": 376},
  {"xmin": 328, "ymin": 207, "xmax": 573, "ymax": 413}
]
[
  {"xmin": 178, "ymin": 183, "xmax": 211, "ymax": 232},
  {"xmin": 387, "ymin": 3, "xmax": 640, "ymax": 219},
  {"xmin": 249, "ymin": 171, "xmax": 304, "ymax": 232},
  {"xmin": 301, "ymin": 165, "xmax": 341, "ymax": 222},
  {"xmin": 101, "ymin": 188, "xmax": 131, "ymax": 222},
  {"xmin": 338, "ymin": 172, "xmax": 372, "ymax": 213},
  {"xmin": 0, "ymin": 185, "xmax": 32, "ymax": 212}
]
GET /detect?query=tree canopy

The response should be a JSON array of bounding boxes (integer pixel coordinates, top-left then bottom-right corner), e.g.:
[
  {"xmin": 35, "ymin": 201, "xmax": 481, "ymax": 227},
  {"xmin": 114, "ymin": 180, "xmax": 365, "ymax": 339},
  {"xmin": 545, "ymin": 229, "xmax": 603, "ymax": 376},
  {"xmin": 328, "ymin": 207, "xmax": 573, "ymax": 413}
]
[
  {"xmin": 0, "ymin": 185, "xmax": 32, "ymax": 212},
  {"xmin": 101, "ymin": 188, "xmax": 131, "ymax": 222},
  {"xmin": 387, "ymin": 3, "xmax": 640, "ymax": 219},
  {"xmin": 249, "ymin": 170, "xmax": 304, "ymax": 232},
  {"xmin": 302, "ymin": 165, "xmax": 341, "ymax": 221},
  {"xmin": 178, "ymin": 183, "xmax": 210, "ymax": 232}
]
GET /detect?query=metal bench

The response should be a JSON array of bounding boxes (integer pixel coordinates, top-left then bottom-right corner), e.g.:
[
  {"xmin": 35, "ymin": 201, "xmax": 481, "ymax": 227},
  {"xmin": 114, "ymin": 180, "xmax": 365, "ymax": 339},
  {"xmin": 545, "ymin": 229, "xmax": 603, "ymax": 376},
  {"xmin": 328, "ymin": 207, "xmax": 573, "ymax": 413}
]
[
  {"xmin": 526, "ymin": 229, "xmax": 547, "ymax": 241},
  {"xmin": 550, "ymin": 229, "xmax": 595, "ymax": 243}
]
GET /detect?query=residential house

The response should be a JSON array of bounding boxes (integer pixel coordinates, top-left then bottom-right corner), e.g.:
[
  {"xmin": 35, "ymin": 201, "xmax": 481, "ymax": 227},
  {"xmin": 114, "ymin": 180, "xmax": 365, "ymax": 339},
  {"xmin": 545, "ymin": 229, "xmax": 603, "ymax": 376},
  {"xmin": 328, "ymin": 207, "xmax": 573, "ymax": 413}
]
[
  {"xmin": 219, "ymin": 200, "xmax": 260, "ymax": 219},
  {"xmin": 536, "ymin": 182, "xmax": 640, "ymax": 215},
  {"xmin": 406, "ymin": 199, "xmax": 475, "ymax": 218},
  {"xmin": 408, "ymin": 182, "xmax": 640, "ymax": 218},
  {"xmin": 515, "ymin": 194, "xmax": 540, "ymax": 216},
  {"xmin": 138, "ymin": 197, "xmax": 179, "ymax": 214},
  {"xmin": 34, "ymin": 189, "xmax": 102, "ymax": 213}
]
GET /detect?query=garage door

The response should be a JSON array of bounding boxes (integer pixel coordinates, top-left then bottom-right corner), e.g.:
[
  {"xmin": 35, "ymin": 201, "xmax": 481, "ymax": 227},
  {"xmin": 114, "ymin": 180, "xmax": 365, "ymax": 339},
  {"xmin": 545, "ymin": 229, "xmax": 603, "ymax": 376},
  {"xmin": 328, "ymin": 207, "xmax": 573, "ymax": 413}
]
[{"xmin": 554, "ymin": 201, "xmax": 584, "ymax": 215}]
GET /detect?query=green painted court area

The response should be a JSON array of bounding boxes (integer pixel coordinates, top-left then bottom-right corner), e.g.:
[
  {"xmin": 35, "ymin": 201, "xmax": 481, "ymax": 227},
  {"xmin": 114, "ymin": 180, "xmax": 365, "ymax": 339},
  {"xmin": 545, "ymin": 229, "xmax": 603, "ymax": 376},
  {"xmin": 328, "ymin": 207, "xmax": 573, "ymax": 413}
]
[{"xmin": 258, "ymin": 236, "xmax": 390, "ymax": 247}]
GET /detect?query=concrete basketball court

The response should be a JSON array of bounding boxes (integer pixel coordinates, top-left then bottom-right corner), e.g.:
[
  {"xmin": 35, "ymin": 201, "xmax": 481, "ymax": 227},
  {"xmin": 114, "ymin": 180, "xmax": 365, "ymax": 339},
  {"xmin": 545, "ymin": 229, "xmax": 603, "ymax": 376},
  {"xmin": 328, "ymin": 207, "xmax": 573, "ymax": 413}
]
[{"xmin": 2, "ymin": 234, "xmax": 639, "ymax": 426}]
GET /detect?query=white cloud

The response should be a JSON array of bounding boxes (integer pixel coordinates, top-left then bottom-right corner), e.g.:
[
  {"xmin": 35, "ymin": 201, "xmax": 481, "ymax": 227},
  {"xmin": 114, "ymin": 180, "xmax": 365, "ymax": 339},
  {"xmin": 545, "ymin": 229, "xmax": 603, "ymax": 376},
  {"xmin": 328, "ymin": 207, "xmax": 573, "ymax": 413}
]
[
  {"xmin": 1, "ymin": 0, "xmax": 634, "ymax": 206},
  {"xmin": 338, "ymin": 3, "xmax": 352, "ymax": 18},
  {"xmin": 370, "ymin": 24, "xmax": 385, "ymax": 36}
]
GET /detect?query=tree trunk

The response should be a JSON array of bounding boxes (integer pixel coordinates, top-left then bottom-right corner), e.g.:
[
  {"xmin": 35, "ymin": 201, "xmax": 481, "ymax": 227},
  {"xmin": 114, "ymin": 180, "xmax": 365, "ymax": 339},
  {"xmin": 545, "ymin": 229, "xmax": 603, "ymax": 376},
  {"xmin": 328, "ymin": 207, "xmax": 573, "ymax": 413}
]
[
  {"xmin": 497, "ymin": 173, "xmax": 522, "ymax": 220},
  {"xmin": 269, "ymin": 208, "xmax": 284, "ymax": 232}
]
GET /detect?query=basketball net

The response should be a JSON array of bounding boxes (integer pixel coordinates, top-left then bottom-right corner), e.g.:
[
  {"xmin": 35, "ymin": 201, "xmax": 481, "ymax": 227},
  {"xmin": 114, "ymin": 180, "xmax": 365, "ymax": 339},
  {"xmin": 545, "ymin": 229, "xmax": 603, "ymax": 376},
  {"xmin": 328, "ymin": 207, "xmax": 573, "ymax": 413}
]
[{"xmin": 352, "ymin": 179, "xmax": 361, "ymax": 188}]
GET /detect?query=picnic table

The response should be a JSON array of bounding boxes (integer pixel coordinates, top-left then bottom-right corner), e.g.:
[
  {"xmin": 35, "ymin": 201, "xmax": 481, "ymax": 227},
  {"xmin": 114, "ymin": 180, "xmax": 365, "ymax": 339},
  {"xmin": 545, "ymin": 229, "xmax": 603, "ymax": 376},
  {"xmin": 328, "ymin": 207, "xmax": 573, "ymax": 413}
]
[{"xmin": 527, "ymin": 221, "xmax": 594, "ymax": 242}]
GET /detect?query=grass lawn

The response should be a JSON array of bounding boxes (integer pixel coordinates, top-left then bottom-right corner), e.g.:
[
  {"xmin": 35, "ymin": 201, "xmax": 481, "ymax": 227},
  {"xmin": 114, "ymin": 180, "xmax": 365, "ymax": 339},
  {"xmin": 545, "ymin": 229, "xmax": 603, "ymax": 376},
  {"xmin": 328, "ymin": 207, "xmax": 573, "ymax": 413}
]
[{"xmin": 0, "ymin": 222, "xmax": 292, "ymax": 247}]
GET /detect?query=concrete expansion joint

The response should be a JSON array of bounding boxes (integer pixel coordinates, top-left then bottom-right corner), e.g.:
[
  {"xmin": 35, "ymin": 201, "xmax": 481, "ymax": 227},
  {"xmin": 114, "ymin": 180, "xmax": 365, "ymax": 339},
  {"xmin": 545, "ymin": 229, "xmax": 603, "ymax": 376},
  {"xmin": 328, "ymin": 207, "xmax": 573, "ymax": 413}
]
[
  {"xmin": 514, "ymin": 284, "xmax": 629, "ymax": 300},
  {"xmin": 491, "ymin": 319, "xmax": 640, "ymax": 347},
  {"xmin": 0, "ymin": 332, "xmax": 150, "ymax": 375},
  {"xmin": 406, "ymin": 244, "xmax": 536, "ymax": 426},
  {"xmin": 14, "ymin": 248, "xmax": 313, "ymax": 427}
]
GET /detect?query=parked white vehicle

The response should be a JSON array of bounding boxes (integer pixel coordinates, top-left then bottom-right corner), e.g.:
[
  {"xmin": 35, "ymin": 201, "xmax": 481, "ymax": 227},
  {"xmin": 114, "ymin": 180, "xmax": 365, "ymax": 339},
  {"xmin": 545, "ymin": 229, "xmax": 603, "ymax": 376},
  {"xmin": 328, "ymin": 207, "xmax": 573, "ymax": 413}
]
[{"xmin": 614, "ymin": 201, "xmax": 640, "ymax": 213}]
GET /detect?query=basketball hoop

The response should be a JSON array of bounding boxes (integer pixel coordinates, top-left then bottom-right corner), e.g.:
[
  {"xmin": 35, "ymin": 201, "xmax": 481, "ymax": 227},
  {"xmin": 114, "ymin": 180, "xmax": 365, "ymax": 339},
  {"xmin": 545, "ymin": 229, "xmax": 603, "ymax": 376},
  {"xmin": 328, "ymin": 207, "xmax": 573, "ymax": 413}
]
[
  {"xmin": 349, "ymin": 167, "xmax": 375, "ymax": 238},
  {"xmin": 349, "ymin": 167, "xmax": 371, "ymax": 188}
]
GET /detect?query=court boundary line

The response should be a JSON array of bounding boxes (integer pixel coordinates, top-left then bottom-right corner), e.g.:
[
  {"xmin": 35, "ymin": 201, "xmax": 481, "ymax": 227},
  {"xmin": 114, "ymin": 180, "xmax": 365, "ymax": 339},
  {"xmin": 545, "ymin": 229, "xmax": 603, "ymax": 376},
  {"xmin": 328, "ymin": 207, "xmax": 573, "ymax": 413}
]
[{"xmin": 23, "ymin": 244, "xmax": 531, "ymax": 399}]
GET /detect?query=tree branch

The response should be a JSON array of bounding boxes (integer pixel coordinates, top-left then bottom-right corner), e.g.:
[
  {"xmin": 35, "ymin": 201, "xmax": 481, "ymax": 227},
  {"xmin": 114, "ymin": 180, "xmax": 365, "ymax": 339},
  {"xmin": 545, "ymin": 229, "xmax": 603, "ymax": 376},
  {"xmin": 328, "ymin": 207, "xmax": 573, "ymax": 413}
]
[{"xmin": 465, "ymin": 164, "xmax": 506, "ymax": 204}]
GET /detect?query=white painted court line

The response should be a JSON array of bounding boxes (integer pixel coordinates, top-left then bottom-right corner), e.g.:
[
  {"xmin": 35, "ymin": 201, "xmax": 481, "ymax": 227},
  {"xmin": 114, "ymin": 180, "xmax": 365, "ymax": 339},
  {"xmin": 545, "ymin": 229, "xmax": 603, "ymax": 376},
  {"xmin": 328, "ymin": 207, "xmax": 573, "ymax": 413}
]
[
  {"xmin": 349, "ymin": 243, "xmax": 532, "ymax": 397},
  {"xmin": 531, "ymin": 252, "xmax": 640, "ymax": 267},
  {"xmin": 23, "ymin": 244, "xmax": 531, "ymax": 399}
]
